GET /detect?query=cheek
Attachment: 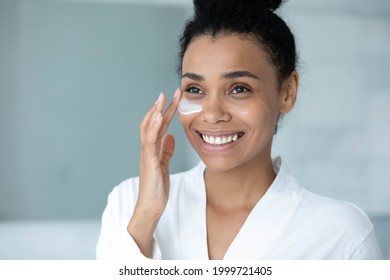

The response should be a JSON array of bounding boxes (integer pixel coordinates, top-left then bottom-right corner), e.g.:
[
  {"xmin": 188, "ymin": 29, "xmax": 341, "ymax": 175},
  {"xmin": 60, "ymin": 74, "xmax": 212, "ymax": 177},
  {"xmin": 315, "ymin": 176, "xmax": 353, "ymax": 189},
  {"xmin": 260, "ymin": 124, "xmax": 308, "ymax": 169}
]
[
  {"xmin": 179, "ymin": 113, "xmax": 201, "ymax": 147},
  {"xmin": 237, "ymin": 101, "xmax": 278, "ymax": 132},
  {"xmin": 178, "ymin": 114, "xmax": 194, "ymax": 132}
]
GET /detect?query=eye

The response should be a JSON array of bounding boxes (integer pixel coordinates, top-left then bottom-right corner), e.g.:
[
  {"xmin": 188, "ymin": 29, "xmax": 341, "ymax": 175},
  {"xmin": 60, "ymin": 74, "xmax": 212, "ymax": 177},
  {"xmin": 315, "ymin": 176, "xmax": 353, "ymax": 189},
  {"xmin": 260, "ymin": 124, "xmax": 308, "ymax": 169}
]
[
  {"xmin": 231, "ymin": 85, "xmax": 249, "ymax": 94},
  {"xmin": 185, "ymin": 86, "xmax": 204, "ymax": 95}
]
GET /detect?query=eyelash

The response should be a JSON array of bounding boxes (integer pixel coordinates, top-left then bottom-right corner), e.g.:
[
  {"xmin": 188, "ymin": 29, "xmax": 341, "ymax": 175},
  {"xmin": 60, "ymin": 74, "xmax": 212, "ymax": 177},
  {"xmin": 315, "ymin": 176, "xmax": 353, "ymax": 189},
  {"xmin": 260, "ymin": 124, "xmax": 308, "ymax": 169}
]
[
  {"xmin": 184, "ymin": 86, "xmax": 204, "ymax": 95},
  {"xmin": 184, "ymin": 85, "xmax": 250, "ymax": 95}
]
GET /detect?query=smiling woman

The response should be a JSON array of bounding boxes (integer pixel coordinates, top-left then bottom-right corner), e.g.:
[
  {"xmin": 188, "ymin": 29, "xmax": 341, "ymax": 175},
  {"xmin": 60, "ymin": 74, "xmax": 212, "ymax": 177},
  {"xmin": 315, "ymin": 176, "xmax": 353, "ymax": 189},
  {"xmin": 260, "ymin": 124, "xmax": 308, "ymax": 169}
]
[
  {"xmin": 96, "ymin": 0, "xmax": 383, "ymax": 260},
  {"xmin": 179, "ymin": 35, "xmax": 297, "ymax": 176}
]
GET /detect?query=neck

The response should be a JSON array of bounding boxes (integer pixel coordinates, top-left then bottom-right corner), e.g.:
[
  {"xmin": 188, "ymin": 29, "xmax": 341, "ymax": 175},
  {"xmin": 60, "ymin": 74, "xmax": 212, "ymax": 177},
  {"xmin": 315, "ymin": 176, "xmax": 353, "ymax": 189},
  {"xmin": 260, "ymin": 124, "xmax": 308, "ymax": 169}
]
[{"xmin": 204, "ymin": 154, "xmax": 276, "ymax": 212}]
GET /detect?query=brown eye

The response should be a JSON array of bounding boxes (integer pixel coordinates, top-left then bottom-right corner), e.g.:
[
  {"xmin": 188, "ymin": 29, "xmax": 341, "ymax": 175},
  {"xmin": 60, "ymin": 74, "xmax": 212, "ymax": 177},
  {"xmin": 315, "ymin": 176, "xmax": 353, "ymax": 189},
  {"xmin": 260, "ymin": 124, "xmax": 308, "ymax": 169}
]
[
  {"xmin": 232, "ymin": 85, "xmax": 249, "ymax": 94},
  {"xmin": 185, "ymin": 86, "xmax": 203, "ymax": 94}
]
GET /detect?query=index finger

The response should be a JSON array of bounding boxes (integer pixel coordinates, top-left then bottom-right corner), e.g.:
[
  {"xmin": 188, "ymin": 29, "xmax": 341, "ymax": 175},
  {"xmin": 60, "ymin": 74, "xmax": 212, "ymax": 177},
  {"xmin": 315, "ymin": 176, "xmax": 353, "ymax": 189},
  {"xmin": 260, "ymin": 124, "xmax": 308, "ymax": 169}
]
[{"xmin": 158, "ymin": 88, "xmax": 182, "ymax": 138}]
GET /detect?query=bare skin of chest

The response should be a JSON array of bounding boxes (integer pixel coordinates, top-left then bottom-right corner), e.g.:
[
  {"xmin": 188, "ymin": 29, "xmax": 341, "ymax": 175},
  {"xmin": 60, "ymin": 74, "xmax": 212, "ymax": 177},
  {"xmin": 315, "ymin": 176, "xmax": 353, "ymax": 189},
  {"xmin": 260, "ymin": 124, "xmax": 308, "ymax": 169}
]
[{"xmin": 206, "ymin": 206, "xmax": 252, "ymax": 260}]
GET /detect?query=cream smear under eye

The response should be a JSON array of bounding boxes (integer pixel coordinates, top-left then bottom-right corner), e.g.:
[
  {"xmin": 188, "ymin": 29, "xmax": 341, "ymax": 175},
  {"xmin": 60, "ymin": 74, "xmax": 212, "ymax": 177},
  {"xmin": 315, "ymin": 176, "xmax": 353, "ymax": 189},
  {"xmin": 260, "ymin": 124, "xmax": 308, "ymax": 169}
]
[{"xmin": 178, "ymin": 97, "xmax": 202, "ymax": 115}]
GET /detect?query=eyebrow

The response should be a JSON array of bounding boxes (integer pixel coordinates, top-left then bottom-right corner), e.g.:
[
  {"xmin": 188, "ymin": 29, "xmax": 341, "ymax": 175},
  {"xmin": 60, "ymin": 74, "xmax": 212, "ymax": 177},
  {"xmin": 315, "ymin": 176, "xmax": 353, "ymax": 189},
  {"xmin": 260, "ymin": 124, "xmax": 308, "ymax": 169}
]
[
  {"xmin": 181, "ymin": 72, "xmax": 204, "ymax": 81},
  {"xmin": 222, "ymin": 71, "xmax": 259, "ymax": 80},
  {"xmin": 181, "ymin": 71, "xmax": 259, "ymax": 81}
]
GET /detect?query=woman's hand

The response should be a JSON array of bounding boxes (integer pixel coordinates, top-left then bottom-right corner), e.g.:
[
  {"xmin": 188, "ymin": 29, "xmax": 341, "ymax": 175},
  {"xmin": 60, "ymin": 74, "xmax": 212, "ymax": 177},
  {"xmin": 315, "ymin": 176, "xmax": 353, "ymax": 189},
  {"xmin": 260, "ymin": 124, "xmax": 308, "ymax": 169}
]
[{"xmin": 127, "ymin": 89, "xmax": 182, "ymax": 257}]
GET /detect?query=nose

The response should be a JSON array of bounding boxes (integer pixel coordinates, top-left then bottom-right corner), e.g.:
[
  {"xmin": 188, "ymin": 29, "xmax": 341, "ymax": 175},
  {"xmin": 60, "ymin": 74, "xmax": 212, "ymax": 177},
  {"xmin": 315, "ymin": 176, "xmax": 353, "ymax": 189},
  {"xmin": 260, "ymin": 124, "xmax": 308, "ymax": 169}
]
[{"xmin": 201, "ymin": 94, "xmax": 231, "ymax": 124}]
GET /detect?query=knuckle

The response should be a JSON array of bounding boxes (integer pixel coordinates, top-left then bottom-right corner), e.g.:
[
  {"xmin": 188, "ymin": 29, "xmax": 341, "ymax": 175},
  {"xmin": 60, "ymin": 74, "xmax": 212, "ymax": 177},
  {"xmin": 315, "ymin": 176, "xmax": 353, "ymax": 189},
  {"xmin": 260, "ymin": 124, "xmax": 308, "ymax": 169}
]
[{"xmin": 142, "ymin": 137, "xmax": 157, "ymax": 146}]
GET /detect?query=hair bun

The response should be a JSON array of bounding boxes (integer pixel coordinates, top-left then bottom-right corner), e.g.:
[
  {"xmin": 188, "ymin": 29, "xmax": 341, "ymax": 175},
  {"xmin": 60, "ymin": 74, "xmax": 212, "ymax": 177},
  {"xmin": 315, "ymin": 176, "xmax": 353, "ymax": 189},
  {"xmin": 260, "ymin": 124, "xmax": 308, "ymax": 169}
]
[
  {"xmin": 263, "ymin": 0, "xmax": 283, "ymax": 11},
  {"xmin": 194, "ymin": 0, "xmax": 283, "ymax": 17}
]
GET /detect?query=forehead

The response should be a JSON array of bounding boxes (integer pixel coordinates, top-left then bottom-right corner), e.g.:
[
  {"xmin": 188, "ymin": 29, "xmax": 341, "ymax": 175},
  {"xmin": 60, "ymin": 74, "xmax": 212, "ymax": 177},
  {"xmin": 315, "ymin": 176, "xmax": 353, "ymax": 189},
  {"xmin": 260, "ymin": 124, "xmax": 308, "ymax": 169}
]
[{"xmin": 182, "ymin": 34, "xmax": 274, "ymax": 75}]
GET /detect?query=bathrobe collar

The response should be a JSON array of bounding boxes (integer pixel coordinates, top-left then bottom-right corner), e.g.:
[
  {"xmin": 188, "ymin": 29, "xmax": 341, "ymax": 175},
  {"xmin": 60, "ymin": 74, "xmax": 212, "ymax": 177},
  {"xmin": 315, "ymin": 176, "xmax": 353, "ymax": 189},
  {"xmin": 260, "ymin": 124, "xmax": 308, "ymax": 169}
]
[{"xmin": 180, "ymin": 157, "xmax": 300, "ymax": 259}]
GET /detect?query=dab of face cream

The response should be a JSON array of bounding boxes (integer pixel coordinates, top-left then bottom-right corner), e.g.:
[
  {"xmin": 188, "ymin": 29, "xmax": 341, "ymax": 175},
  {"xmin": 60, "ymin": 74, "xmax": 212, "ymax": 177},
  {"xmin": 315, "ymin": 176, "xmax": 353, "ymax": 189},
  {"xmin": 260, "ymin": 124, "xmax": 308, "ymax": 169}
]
[{"xmin": 178, "ymin": 97, "xmax": 202, "ymax": 115}]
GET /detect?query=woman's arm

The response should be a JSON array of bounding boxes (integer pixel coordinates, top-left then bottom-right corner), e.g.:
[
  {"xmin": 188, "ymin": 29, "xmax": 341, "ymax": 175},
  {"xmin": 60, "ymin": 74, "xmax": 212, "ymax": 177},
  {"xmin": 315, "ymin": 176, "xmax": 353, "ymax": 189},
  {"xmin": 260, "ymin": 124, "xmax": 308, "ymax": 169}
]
[{"xmin": 127, "ymin": 89, "xmax": 182, "ymax": 258}]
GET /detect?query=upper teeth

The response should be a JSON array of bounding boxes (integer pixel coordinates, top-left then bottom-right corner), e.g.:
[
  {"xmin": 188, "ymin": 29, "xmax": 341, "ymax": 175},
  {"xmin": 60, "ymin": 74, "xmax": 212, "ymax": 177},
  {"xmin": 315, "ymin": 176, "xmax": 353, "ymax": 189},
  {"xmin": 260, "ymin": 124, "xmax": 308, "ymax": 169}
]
[{"xmin": 202, "ymin": 133, "xmax": 240, "ymax": 145}]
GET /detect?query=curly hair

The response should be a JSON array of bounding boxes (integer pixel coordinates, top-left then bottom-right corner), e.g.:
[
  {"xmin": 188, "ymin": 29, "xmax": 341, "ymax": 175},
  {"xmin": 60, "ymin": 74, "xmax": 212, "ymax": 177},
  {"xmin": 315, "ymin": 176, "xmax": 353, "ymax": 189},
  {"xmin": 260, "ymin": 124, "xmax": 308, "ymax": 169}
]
[{"xmin": 178, "ymin": 0, "xmax": 297, "ymax": 86}]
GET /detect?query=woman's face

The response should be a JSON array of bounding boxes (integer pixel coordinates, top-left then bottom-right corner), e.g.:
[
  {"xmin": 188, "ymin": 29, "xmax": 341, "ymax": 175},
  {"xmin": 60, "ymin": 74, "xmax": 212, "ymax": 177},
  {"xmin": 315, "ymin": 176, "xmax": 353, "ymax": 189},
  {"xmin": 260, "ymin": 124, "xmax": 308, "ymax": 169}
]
[{"xmin": 179, "ymin": 34, "xmax": 297, "ymax": 172}]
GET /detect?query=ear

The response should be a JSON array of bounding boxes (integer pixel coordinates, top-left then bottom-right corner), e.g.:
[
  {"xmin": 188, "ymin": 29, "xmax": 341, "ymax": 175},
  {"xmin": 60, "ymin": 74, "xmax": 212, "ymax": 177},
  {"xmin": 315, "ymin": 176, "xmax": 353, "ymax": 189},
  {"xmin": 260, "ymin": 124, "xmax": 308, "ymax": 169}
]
[{"xmin": 279, "ymin": 71, "xmax": 299, "ymax": 113}]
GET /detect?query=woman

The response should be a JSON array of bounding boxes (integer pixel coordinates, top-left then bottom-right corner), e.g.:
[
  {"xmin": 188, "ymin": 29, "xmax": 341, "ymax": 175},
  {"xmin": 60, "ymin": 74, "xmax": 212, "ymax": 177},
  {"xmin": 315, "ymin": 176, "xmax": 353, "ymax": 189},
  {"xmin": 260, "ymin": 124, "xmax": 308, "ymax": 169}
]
[{"xmin": 96, "ymin": 0, "xmax": 382, "ymax": 259}]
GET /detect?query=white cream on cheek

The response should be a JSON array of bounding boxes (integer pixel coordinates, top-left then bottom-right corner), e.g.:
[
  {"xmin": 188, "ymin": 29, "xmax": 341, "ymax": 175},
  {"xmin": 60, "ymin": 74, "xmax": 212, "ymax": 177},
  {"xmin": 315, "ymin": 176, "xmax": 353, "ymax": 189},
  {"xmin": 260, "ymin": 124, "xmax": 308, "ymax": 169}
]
[{"xmin": 178, "ymin": 97, "xmax": 202, "ymax": 115}]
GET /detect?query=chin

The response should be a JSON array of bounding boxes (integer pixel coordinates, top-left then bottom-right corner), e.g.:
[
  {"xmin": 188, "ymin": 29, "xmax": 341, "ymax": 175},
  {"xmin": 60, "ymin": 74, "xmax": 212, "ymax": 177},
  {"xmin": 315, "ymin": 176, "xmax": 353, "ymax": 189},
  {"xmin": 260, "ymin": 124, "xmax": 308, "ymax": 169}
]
[{"xmin": 200, "ymin": 155, "xmax": 244, "ymax": 173}]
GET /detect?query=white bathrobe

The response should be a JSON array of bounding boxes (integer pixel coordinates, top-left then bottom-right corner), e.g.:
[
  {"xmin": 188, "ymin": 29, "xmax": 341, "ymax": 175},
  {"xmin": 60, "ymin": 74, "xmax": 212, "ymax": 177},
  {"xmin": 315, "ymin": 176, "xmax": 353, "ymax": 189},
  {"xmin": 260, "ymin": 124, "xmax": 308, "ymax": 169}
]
[{"xmin": 96, "ymin": 157, "xmax": 382, "ymax": 260}]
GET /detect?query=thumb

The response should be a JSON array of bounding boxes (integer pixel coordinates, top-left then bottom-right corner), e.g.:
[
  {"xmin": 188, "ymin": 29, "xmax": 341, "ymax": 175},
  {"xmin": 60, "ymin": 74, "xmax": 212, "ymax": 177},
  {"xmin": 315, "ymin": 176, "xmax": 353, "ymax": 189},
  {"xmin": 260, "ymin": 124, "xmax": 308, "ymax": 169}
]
[{"xmin": 160, "ymin": 134, "xmax": 175, "ymax": 168}]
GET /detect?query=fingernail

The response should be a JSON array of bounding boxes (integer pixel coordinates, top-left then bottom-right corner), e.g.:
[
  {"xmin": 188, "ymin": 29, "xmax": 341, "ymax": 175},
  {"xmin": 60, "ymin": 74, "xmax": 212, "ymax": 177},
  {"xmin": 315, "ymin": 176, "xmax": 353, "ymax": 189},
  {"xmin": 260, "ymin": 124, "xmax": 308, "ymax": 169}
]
[
  {"xmin": 173, "ymin": 88, "xmax": 181, "ymax": 98},
  {"xmin": 155, "ymin": 92, "xmax": 163, "ymax": 104}
]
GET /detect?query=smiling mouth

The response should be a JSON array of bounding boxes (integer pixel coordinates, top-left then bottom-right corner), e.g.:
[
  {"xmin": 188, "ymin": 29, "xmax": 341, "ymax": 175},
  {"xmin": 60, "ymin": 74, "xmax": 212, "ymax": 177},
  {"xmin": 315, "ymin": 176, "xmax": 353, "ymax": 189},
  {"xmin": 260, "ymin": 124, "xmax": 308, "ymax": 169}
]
[{"xmin": 196, "ymin": 131, "xmax": 245, "ymax": 145}]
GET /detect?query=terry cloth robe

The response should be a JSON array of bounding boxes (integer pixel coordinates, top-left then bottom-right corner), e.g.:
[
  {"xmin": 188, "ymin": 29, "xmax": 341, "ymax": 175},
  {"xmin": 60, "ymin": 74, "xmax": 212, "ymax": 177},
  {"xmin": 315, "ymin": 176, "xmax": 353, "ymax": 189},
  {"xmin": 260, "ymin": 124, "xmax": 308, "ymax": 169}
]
[{"xmin": 96, "ymin": 157, "xmax": 383, "ymax": 260}]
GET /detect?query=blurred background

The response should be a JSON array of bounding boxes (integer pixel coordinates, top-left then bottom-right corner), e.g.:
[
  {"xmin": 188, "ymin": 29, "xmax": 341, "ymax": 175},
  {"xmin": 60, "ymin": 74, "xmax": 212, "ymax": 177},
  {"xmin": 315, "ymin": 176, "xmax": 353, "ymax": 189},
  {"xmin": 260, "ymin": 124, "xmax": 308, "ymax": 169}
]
[{"xmin": 0, "ymin": 0, "xmax": 389, "ymax": 259}]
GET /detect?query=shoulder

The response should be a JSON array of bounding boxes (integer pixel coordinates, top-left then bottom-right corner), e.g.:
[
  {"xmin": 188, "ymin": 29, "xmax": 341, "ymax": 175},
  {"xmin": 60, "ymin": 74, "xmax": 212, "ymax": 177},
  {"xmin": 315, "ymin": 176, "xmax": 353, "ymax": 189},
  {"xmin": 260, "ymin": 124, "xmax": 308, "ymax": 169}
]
[
  {"xmin": 298, "ymin": 190, "xmax": 382, "ymax": 258},
  {"xmin": 300, "ymin": 189, "xmax": 373, "ymax": 234},
  {"xmin": 277, "ymin": 159, "xmax": 378, "ymax": 258},
  {"xmin": 102, "ymin": 177, "xmax": 140, "ymax": 224},
  {"xmin": 276, "ymin": 158, "xmax": 374, "ymax": 238},
  {"xmin": 108, "ymin": 177, "xmax": 139, "ymax": 203}
]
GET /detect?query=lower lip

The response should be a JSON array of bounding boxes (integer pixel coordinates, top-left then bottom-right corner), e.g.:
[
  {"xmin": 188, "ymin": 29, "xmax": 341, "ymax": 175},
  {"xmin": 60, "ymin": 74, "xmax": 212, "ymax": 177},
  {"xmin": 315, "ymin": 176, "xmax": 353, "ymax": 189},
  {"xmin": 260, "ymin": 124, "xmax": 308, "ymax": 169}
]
[{"xmin": 196, "ymin": 133, "xmax": 242, "ymax": 152}]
